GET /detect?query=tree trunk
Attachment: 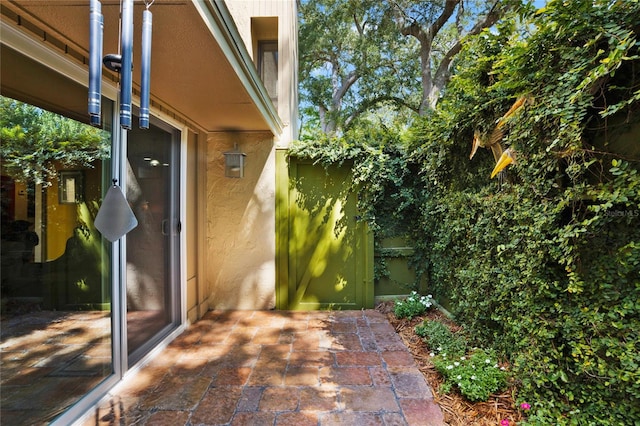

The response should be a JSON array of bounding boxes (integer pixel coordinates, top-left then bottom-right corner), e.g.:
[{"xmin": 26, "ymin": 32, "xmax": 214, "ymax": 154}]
[{"xmin": 402, "ymin": 0, "xmax": 506, "ymax": 115}]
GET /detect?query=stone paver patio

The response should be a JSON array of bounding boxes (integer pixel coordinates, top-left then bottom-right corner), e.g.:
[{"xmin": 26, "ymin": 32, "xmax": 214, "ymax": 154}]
[{"xmin": 82, "ymin": 309, "xmax": 444, "ymax": 425}]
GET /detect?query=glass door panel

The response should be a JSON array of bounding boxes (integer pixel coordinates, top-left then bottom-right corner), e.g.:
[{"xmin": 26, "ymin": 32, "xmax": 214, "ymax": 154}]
[
  {"xmin": 125, "ymin": 119, "xmax": 180, "ymax": 365},
  {"xmin": 0, "ymin": 96, "xmax": 113, "ymax": 424}
]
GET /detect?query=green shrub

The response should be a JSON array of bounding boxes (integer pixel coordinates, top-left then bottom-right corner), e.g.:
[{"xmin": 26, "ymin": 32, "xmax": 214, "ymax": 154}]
[
  {"xmin": 407, "ymin": 1, "xmax": 640, "ymax": 422},
  {"xmin": 415, "ymin": 320, "xmax": 467, "ymax": 357},
  {"xmin": 393, "ymin": 291, "xmax": 433, "ymax": 320},
  {"xmin": 433, "ymin": 349, "xmax": 508, "ymax": 402}
]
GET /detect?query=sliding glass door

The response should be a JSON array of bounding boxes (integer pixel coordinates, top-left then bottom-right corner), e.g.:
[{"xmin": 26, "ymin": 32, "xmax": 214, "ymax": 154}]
[
  {"xmin": 125, "ymin": 118, "xmax": 181, "ymax": 365},
  {"xmin": 0, "ymin": 95, "xmax": 114, "ymax": 425},
  {"xmin": 1, "ymin": 37, "xmax": 183, "ymax": 424}
]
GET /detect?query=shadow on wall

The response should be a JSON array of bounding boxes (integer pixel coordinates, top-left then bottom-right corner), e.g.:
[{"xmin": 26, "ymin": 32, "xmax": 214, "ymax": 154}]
[
  {"xmin": 206, "ymin": 132, "xmax": 276, "ymax": 310},
  {"xmin": 281, "ymin": 159, "xmax": 372, "ymax": 310},
  {"xmin": 44, "ymin": 200, "xmax": 107, "ymax": 310}
]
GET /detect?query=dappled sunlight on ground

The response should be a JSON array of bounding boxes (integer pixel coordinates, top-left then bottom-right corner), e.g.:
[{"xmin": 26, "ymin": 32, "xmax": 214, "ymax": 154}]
[{"xmin": 82, "ymin": 309, "xmax": 445, "ymax": 425}]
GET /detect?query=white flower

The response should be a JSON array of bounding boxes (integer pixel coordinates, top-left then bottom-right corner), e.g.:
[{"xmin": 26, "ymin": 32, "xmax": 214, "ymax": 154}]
[
  {"xmin": 429, "ymin": 352, "xmax": 435, "ymax": 357},
  {"xmin": 454, "ymin": 362, "xmax": 460, "ymax": 366},
  {"xmin": 494, "ymin": 364, "xmax": 499, "ymax": 368},
  {"xmin": 460, "ymin": 356, "xmax": 466, "ymax": 361},
  {"xmin": 437, "ymin": 347, "xmax": 443, "ymax": 351},
  {"xmin": 500, "ymin": 366, "xmax": 506, "ymax": 371},
  {"xmin": 471, "ymin": 375, "xmax": 476, "ymax": 380},
  {"xmin": 446, "ymin": 365, "xmax": 454, "ymax": 370},
  {"xmin": 485, "ymin": 359, "xmax": 491, "ymax": 364},
  {"xmin": 456, "ymin": 375, "xmax": 462, "ymax": 380}
]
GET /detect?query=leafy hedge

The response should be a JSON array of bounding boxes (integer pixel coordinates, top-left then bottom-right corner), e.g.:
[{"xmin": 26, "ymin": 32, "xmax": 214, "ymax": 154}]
[
  {"xmin": 410, "ymin": 1, "xmax": 640, "ymax": 423},
  {"xmin": 292, "ymin": 0, "xmax": 640, "ymax": 423}
]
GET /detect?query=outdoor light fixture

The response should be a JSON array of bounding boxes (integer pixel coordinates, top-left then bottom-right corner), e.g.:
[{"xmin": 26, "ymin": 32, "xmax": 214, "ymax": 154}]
[{"xmin": 224, "ymin": 144, "xmax": 246, "ymax": 178}]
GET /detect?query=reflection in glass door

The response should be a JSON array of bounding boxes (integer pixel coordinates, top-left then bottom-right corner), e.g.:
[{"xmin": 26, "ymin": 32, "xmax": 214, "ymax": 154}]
[
  {"xmin": 125, "ymin": 119, "xmax": 180, "ymax": 365},
  {"xmin": 0, "ymin": 96, "xmax": 113, "ymax": 425}
]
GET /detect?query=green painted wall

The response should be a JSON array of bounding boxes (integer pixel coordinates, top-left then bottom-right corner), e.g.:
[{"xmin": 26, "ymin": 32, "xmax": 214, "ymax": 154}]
[
  {"xmin": 276, "ymin": 153, "xmax": 373, "ymax": 310},
  {"xmin": 374, "ymin": 236, "xmax": 426, "ymax": 299}
]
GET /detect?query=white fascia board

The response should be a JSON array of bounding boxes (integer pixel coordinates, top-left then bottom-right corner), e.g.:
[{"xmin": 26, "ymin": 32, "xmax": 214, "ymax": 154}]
[{"xmin": 193, "ymin": 0, "xmax": 283, "ymax": 136}]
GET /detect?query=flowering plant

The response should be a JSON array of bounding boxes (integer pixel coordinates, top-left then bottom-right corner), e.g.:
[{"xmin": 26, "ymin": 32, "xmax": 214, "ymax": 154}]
[
  {"xmin": 393, "ymin": 291, "xmax": 433, "ymax": 319},
  {"xmin": 432, "ymin": 349, "xmax": 508, "ymax": 402}
]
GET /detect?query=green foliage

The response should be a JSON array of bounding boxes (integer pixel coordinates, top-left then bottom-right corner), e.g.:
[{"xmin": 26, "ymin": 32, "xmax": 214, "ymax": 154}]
[
  {"xmin": 415, "ymin": 320, "xmax": 468, "ymax": 357},
  {"xmin": 295, "ymin": 0, "xmax": 640, "ymax": 422},
  {"xmin": 298, "ymin": 0, "xmax": 516, "ymax": 136},
  {"xmin": 433, "ymin": 349, "xmax": 509, "ymax": 402},
  {"xmin": 406, "ymin": 0, "xmax": 640, "ymax": 423},
  {"xmin": 298, "ymin": 0, "xmax": 420, "ymax": 136},
  {"xmin": 0, "ymin": 96, "xmax": 109, "ymax": 186},
  {"xmin": 393, "ymin": 291, "xmax": 433, "ymax": 320},
  {"xmin": 290, "ymin": 127, "xmax": 425, "ymax": 285}
]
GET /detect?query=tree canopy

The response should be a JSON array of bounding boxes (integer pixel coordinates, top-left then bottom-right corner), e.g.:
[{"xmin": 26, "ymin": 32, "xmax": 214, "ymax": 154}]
[{"xmin": 299, "ymin": 0, "xmax": 524, "ymax": 137}]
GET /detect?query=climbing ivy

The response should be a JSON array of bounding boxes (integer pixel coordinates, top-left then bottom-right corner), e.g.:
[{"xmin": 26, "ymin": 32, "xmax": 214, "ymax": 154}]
[{"xmin": 407, "ymin": 0, "xmax": 640, "ymax": 423}]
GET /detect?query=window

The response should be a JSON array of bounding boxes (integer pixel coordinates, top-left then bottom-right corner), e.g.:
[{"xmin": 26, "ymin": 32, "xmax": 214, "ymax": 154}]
[{"xmin": 258, "ymin": 40, "xmax": 278, "ymax": 105}]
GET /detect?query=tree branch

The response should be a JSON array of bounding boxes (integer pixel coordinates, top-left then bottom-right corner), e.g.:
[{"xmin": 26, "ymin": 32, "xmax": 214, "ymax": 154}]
[
  {"xmin": 427, "ymin": 0, "xmax": 507, "ymax": 110},
  {"xmin": 333, "ymin": 71, "xmax": 359, "ymax": 108},
  {"xmin": 354, "ymin": 13, "xmax": 364, "ymax": 36},
  {"xmin": 343, "ymin": 95, "xmax": 420, "ymax": 130},
  {"xmin": 429, "ymin": 0, "xmax": 460, "ymax": 40}
]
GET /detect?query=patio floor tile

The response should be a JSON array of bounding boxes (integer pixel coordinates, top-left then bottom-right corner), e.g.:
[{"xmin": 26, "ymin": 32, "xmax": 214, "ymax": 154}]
[{"xmin": 80, "ymin": 310, "xmax": 444, "ymax": 425}]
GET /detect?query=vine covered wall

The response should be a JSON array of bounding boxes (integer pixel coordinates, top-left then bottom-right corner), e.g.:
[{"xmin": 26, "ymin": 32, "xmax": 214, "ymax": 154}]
[{"xmin": 409, "ymin": 0, "xmax": 640, "ymax": 423}]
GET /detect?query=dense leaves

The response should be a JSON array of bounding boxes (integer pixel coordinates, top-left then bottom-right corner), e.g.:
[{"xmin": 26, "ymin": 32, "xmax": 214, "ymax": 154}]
[
  {"xmin": 298, "ymin": 0, "xmax": 520, "ymax": 137},
  {"xmin": 413, "ymin": 0, "xmax": 640, "ymax": 423},
  {"xmin": 298, "ymin": 0, "xmax": 418, "ymax": 136},
  {"xmin": 433, "ymin": 349, "xmax": 509, "ymax": 402},
  {"xmin": 294, "ymin": 0, "xmax": 640, "ymax": 423},
  {"xmin": 0, "ymin": 96, "xmax": 109, "ymax": 186}
]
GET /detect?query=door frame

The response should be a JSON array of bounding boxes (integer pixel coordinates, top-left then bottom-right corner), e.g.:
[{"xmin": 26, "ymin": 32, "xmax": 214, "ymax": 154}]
[
  {"xmin": 2, "ymin": 21, "xmax": 190, "ymax": 426},
  {"xmin": 122, "ymin": 113, "xmax": 185, "ymax": 367}
]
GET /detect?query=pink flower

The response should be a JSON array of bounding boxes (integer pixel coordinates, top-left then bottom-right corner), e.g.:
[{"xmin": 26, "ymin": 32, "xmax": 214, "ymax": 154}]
[
  {"xmin": 520, "ymin": 402, "xmax": 531, "ymax": 410},
  {"xmin": 500, "ymin": 420, "xmax": 510, "ymax": 426}
]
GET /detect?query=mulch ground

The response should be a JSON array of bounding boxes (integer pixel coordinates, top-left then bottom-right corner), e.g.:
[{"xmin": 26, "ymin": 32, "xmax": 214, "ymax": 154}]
[{"xmin": 375, "ymin": 302, "xmax": 525, "ymax": 426}]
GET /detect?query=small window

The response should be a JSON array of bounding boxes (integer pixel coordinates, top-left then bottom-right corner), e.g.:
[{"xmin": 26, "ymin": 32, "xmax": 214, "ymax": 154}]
[{"xmin": 258, "ymin": 40, "xmax": 278, "ymax": 105}]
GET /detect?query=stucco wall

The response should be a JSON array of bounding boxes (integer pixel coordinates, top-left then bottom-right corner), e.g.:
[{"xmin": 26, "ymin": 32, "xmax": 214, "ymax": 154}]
[{"xmin": 206, "ymin": 131, "xmax": 276, "ymax": 309}]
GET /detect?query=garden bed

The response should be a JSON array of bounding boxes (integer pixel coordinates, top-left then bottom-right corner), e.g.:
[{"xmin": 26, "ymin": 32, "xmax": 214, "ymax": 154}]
[{"xmin": 376, "ymin": 301, "xmax": 525, "ymax": 426}]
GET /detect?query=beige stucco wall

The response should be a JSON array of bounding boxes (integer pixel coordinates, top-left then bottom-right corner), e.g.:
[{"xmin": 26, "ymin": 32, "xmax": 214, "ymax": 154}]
[
  {"xmin": 205, "ymin": 131, "xmax": 276, "ymax": 309},
  {"xmin": 226, "ymin": 0, "xmax": 299, "ymax": 148},
  {"xmin": 200, "ymin": 1, "xmax": 298, "ymax": 310}
]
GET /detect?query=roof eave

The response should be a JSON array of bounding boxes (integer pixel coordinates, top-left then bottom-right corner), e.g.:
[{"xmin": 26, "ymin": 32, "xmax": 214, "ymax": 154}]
[{"xmin": 193, "ymin": 0, "xmax": 283, "ymax": 136}]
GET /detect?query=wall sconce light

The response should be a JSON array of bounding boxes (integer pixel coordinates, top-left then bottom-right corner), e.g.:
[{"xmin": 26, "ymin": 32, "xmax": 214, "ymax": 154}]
[{"xmin": 224, "ymin": 144, "xmax": 246, "ymax": 178}]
